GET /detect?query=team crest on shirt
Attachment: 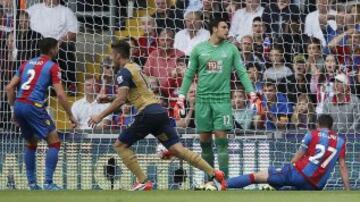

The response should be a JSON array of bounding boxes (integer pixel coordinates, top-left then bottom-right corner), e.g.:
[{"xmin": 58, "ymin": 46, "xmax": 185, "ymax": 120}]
[{"xmin": 117, "ymin": 75, "xmax": 123, "ymax": 84}]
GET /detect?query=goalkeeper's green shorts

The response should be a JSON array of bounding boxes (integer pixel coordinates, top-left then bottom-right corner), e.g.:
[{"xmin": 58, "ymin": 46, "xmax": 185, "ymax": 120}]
[{"xmin": 194, "ymin": 102, "xmax": 233, "ymax": 133}]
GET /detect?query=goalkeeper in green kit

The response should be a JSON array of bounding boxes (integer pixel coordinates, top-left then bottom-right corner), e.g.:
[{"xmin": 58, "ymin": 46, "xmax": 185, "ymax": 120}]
[{"xmin": 177, "ymin": 18, "xmax": 257, "ymax": 179}]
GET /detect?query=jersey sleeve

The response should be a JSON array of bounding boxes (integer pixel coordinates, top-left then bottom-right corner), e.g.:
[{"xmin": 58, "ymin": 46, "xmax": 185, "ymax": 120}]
[
  {"xmin": 178, "ymin": 46, "xmax": 199, "ymax": 96},
  {"xmin": 299, "ymin": 132, "xmax": 312, "ymax": 152},
  {"xmin": 50, "ymin": 64, "xmax": 61, "ymax": 84},
  {"xmin": 232, "ymin": 45, "xmax": 255, "ymax": 93},
  {"xmin": 15, "ymin": 63, "xmax": 26, "ymax": 77},
  {"xmin": 117, "ymin": 68, "xmax": 135, "ymax": 88}
]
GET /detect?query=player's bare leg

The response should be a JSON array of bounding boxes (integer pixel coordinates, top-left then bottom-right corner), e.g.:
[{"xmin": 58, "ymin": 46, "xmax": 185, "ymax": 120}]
[
  {"xmin": 113, "ymin": 139, "xmax": 151, "ymax": 191},
  {"xmin": 214, "ymin": 131, "xmax": 229, "ymax": 178},
  {"xmin": 24, "ymin": 136, "xmax": 40, "ymax": 190},
  {"xmin": 199, "ymin": 132, "xmax": 214, "ymax": 179},
  {"xmin": 43, "ymin": 130, "xmax": 62, "ymax": 190},
  {"xmin": 168, "ymin": 142, "xmax": 226, "ymax": 190}
]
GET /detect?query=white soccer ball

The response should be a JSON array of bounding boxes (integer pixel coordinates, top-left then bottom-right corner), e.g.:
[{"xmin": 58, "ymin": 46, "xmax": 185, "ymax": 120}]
[{"xmin": 156, "ymin": 144, "xmax": 173, "ymax": 160}]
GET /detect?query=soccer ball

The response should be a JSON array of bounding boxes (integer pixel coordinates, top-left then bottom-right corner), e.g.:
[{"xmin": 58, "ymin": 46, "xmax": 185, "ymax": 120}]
[{"xmin": 156, "ymin": 144, "xmax": 174, "ymax": 160}]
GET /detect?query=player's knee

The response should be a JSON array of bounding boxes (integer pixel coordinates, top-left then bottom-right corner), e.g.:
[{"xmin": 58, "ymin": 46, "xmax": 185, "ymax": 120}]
[
  {"xmin": 26, "ymin": 143, "xmax": 38, "ymax": 151},
  {"xmin": 113, "ymin": 140, "xmax": 127, "ymax": 151},
  {"xmin": 48, "ymin": 142, "xmax": 61, "ymax": 149},
  {"xmin": 168, "ymin": 143, "xmax": 185, "ymax": 157}
]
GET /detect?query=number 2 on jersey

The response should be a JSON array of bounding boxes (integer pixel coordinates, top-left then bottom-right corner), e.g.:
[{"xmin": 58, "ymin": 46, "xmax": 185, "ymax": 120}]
[
  {"xmin": 21, "ymin": 69, "xmax": 36, "ymax": 90},
  {"xmin": 309, "ymin": 144, "xmax": 337, "ymax": 168}
]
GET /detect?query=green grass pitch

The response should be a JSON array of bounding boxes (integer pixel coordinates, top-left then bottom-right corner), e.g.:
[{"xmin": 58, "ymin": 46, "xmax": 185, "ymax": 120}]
[{"xmin": 0, "ymin": 191, "xmax": 359, "ymax": 202}]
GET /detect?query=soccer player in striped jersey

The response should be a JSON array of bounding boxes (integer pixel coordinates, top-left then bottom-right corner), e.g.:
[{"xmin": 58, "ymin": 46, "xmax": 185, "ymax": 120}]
[
  {"xmin": 205, "ymin": 114, "xmax": 350, "ymax": 190},
  {"xmin": 6, "ymin": 38, "xmax": 77, "ymax": 190}
]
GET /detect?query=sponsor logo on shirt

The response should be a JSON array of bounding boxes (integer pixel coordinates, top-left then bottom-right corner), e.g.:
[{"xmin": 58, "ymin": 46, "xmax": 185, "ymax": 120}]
[{"xmin": 117, "ymin": 75, "xmax": 123, "ymax": 84}]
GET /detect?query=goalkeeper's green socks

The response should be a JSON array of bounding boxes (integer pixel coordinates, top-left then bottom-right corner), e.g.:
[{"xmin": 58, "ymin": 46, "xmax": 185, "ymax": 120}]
[
  {"xmin": 200, "ymin": 140, "xmax": 214, "ymax": 180},
  {"xmin": 215, "ymin": 138, "xmax": 229, "ymax": 178}
]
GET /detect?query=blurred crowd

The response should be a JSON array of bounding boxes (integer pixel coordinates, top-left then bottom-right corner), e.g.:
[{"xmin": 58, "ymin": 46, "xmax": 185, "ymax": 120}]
[{"xmin": 1, "ymin": 0, "xmax": 360, "ymax": 133}]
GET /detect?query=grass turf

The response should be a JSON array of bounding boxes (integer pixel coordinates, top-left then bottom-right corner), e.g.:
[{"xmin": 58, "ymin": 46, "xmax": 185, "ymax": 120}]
[{"xmin": 0, "ymin": 191, "xmax": 359, "ymax": 202}]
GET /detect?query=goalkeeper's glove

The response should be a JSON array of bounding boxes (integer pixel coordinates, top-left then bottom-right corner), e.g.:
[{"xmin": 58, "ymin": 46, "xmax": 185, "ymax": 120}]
[{"xmin": 176, "ymin": 94, "xmax": 186, "ymax": 117}]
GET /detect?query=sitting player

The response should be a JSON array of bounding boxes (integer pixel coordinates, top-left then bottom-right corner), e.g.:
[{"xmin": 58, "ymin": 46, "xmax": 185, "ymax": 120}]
[
  {"xmin": 5, "ymin": 38, "xmax": 77, "ymax": 190},
  {"xmin": 88, "ymin": 40, "xmax": 226, "ymax": 191},
  {"xmin": 204, "ymin": 114, "xmax": 350, "ymax": 191}
]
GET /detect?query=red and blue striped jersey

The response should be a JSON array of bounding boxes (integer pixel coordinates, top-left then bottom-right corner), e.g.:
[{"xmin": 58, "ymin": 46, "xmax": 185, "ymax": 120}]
[
  {"xmin": 15, "ymin": 55, "xmax": 61, "ymax": 105},
  {"xmin": 294, "ymin": 128, "xmax": 346, "ymax": 189}
]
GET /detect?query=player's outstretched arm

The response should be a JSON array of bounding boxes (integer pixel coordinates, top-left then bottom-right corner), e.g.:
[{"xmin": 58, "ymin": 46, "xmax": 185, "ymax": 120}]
[
  {"xmin": 88, "ymin": 86, "xmax": 128, "ymax": 128},
  {"xmin": 53, "ymin": 83, "xmax": 77, "ymax": 128},
  {"xmin": 338, "ymin": 157, "xmax": 350, "ymax": 190},
  {"xmin": 5, "ymin": 76, "xmax": 21, "ymax": 106}
]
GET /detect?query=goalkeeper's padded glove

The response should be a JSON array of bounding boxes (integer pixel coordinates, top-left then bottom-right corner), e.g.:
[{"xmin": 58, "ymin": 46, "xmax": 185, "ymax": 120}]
[{"xmin": 176, "ymin": 94, "xmax": 186, "ymax": 117}]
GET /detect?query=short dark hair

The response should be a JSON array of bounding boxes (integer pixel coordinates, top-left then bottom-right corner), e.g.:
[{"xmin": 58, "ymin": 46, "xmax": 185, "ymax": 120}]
[
  {"xmin": 317, "ymin": 114, "xmax": 333, "ymax": 129},
  {"xmin": 111, "ymin": 40, "xmax": 130, "ymax": 59},
  {"xmin": 208, "ymin": 18, "xmax": 227, "ymax": 35},
  {"xmin": 307, "ymin": 37, "xmax": 322, "ymax": 50},
  {"xmin": 246, "ymin": 62, "xmax": 262, "ymax": 71},
  {"xmin": 252, "ymin": 16, "xmax": 263, "ymax": 23},
  {"xmin": 38, "ymin": 38, "xmax": 58, "ymax": 55}
]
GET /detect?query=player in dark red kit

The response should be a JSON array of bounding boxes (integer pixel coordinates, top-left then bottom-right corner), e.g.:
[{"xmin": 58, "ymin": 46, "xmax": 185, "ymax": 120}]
[{"xmin": 6, "ymin": 37, "xmax": 77, "ymax": 190}]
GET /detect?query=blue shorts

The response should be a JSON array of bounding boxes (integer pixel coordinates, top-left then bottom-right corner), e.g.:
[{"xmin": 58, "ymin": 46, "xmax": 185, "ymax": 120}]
[
  {"xmin": 14, "ymin": 101, "xmax": 56, "ymax": 141},
  {"xmin": 118, "ymin": 104, "xmax": 180, "ymax": 148},
  {"xmin": 268, "ymin": 163, "xmax": 316, "ymax": 190}
]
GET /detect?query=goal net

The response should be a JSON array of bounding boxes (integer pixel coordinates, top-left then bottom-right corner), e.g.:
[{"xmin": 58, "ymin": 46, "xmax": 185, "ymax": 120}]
[{"xmin": 0, "ymin": 0, "xmax": 359, "ymax": 190}]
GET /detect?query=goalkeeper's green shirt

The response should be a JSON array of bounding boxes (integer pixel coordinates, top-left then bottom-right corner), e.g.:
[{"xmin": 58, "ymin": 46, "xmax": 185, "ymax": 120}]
[{"xmin": 179, "ymin": 40, "xmax": 254, "ymax": 102}]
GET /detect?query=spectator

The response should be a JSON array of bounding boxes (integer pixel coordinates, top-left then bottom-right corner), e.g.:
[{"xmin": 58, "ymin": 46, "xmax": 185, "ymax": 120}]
[
  {"xmin": 151, "ymin": 0, "xmax": 184, "ymax": 34},
  {"xmin": 246, "ymin": 62, "xmax": 263, "ymax": 93},
  {"xmin": 278, "ymin": 54, "xmax": 313, "ymax": 103},
  {"xmin": 262, "ymin": 82, "xmax": 293, "ymax": 130},
  {"xmin": 306, "ymin": 37, "xmax": 325, "ymax": 74},
  {"xmin": 291, "ymin": 94, "xmax": 316, "ymax": 130},
  {"xmin": 320, "ymin": 73, "xmax": 360, "ymax": 132},
  {"xmin": 323, "ymin": 4, "xmax": 349, "ymax": 47},
  {"xmin": 71, "ymin": 75, "xmax": 111, "ymax": 130},
  {"xmin": 0, "ymin": 32, "xmax": 15, "ymax": 129},
  {"xmin": 99, "ymin": 57, "xmax": 115, "ymax": 97},
  {"xmin": 237, "ymin": 35, "xmax": 265, "ymax": 70},
  {"xmin": 201, "ymin": 0, "xmax": 229, "ymax": 29},
  {"xmin": 144, "ymin": 28, "xmax": 185, "ymax": 97},
  {"xmin": 276, "ymin": 15, "xmax": 309, "ymax": 64},
  {"xmin": 138, "ymin": 16, "xmax": 158, "ymax": 61},
  {"xmin": 27, "ymin": 0, "xmax": 79, "ymax": 94},
  {"xmin": 176, "ymin": 83, "xmax": 196, "ymax": 128},
  {"xmin": 232, "ymin": 87, "xmax": 255, "ymax": 130},
  {"xmin": 262, "ymin": 0, "xmax": 302, "ymax": 40},
  {"xmin": 0, "ymin": 0, "xmax": 13, "ymax": 41},
  {"xmin": 251, "ymin": 17, "xmax": 272, "ymax": 65},
  {"xmin": 162, "ymin": 56, "xmax": 188, "ymax": 98},
  {"xmin": 304, "ymin": 0, "xmax": 337, "ymax": 47},
  {"xmin": 263, "ymin": 45, "xmax": 293, "ymax": 81},
  {"xmin": 328, "ymin": 28, "xmax": 360, "ymax": 70},
  {"xmin": 122, "ymin": 37, "xmax": 143, "ymax": 66},
  {"xmin": 174, "ymin": 11, "xmax": 210, "ymax": 56},
  {"xmin": 351, "ymin": 68, "xmax": 360, "ymax": 98},
  {"xmin": 351, "ymin": 4, "xmax": 360, "ymax": 27},
  {"xmin": 15, "ymin": 11, "xmax": 42, "ymax": 66},
  {"xmin": 311, "ymin": 54, "xmax": 339, "ymax": 112},
  {"xmin": 229, "ymin": 0, "xmax": 264, "ymax": 41}
]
